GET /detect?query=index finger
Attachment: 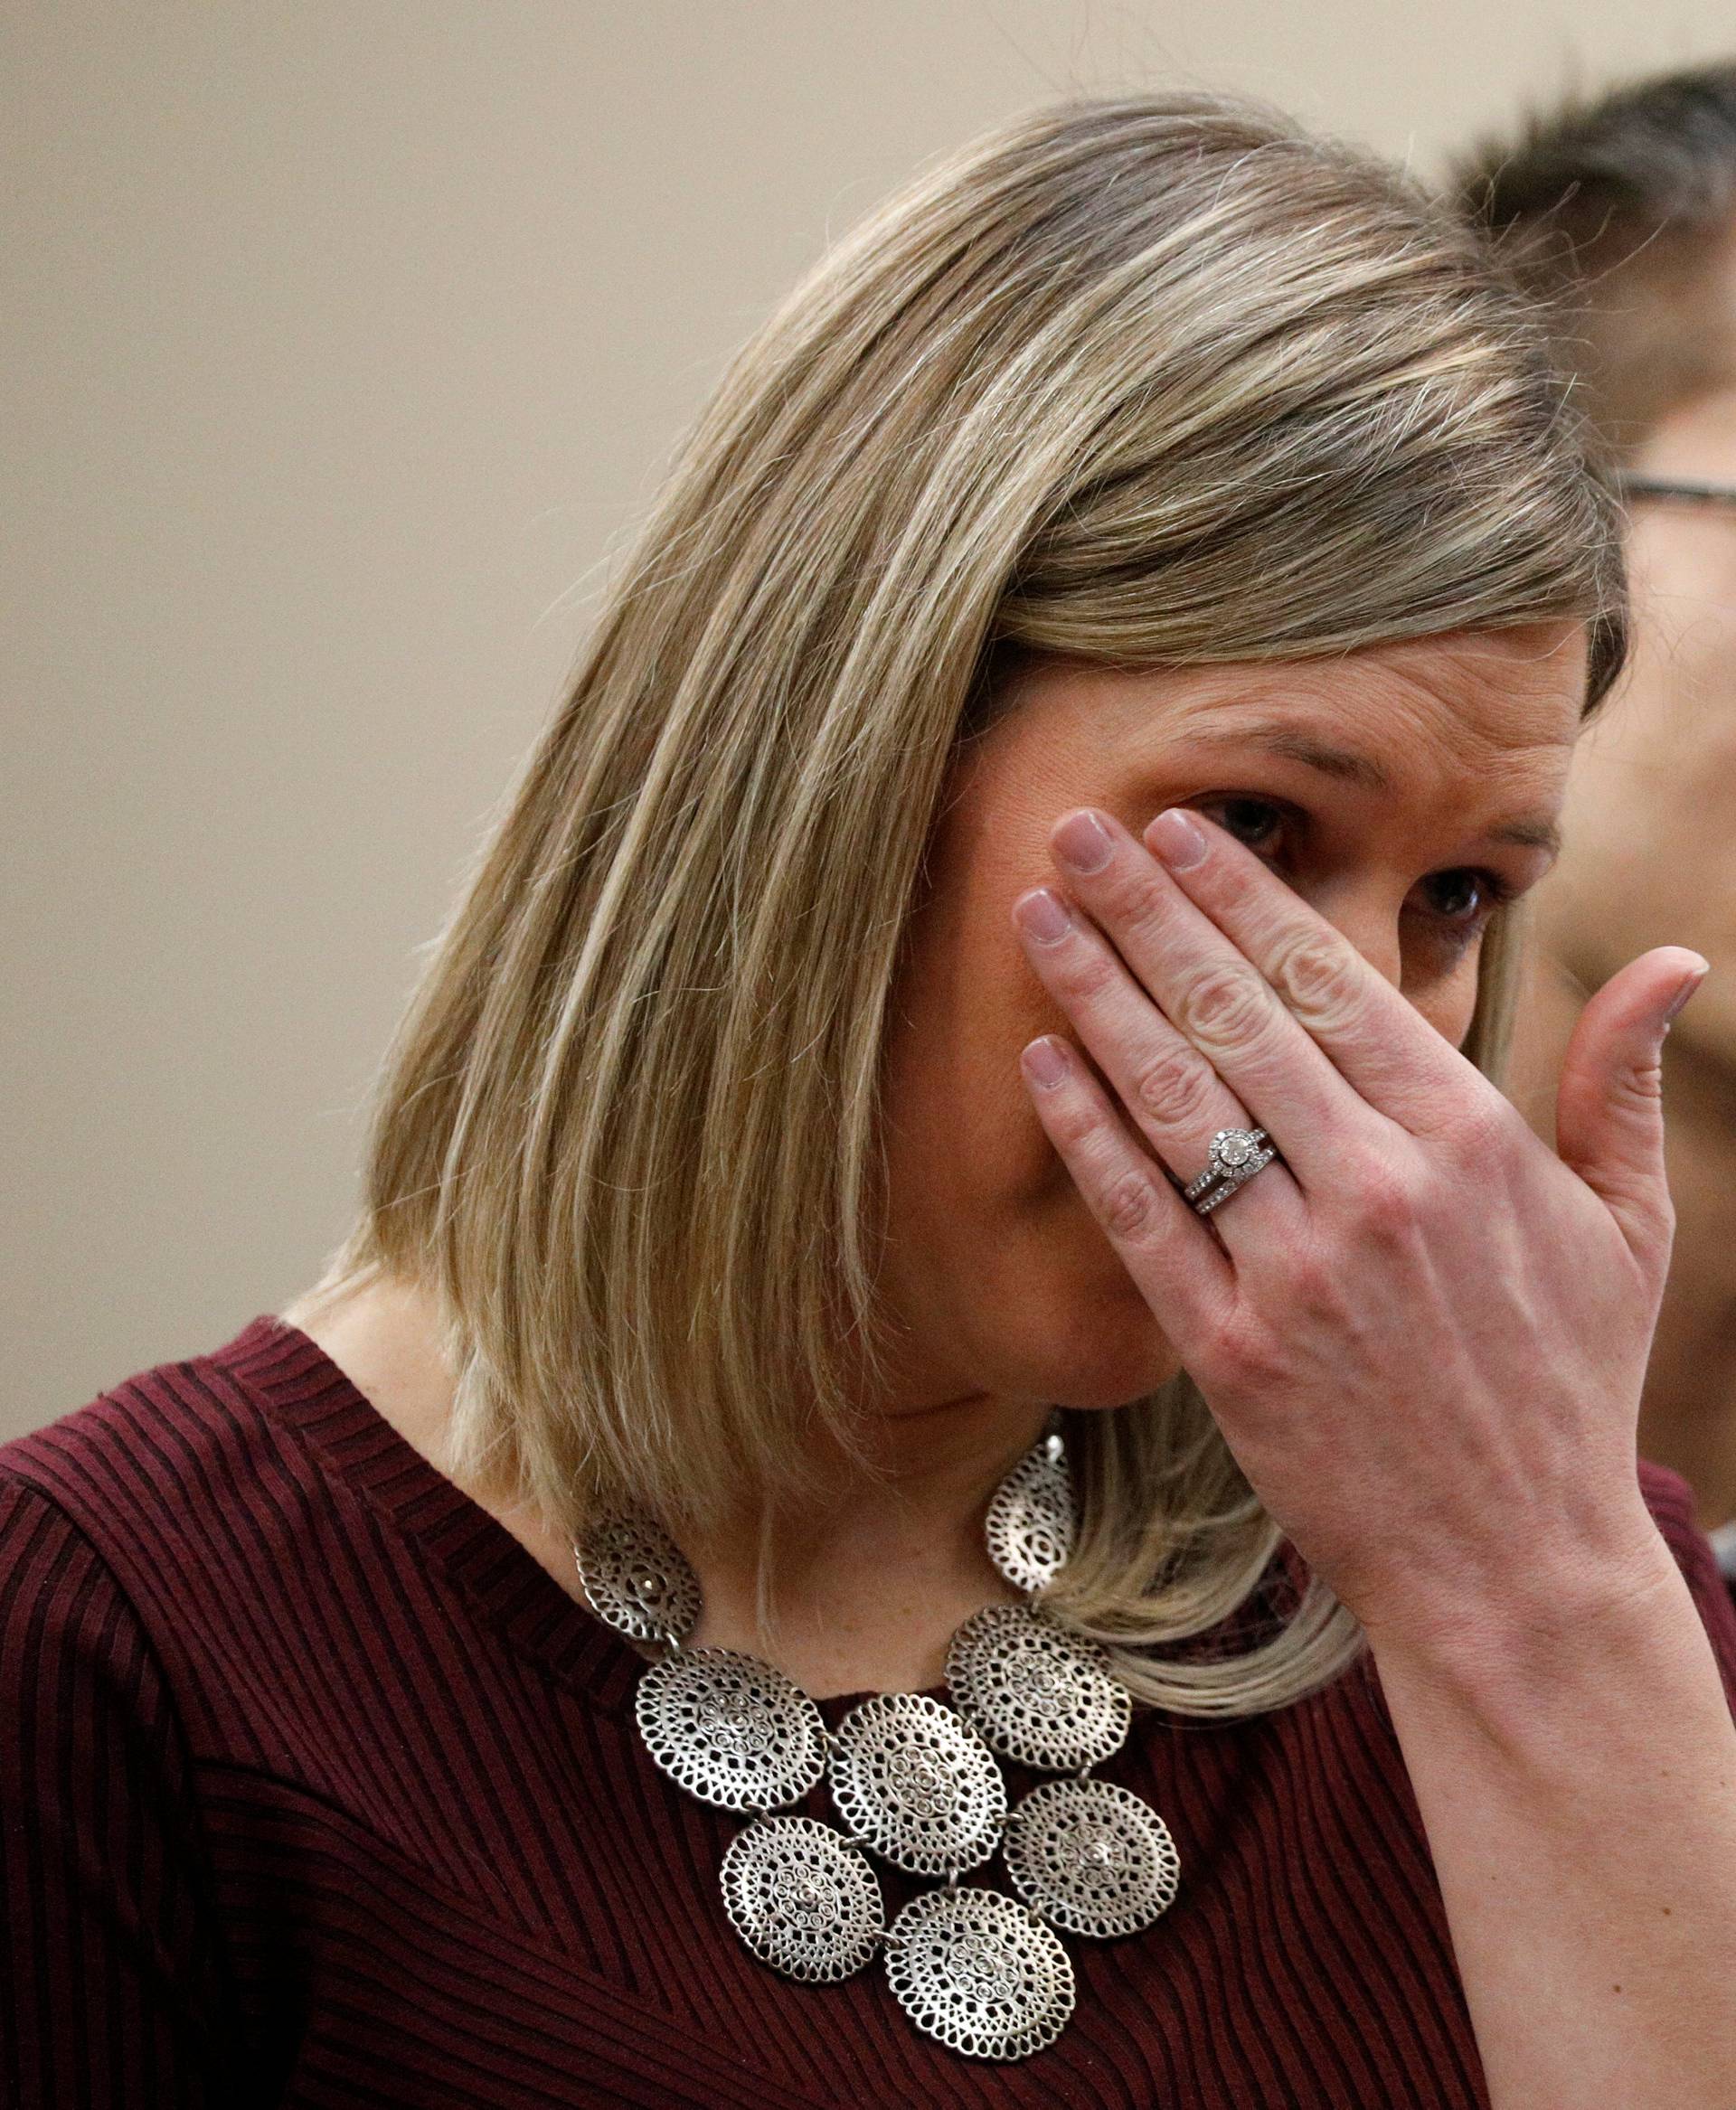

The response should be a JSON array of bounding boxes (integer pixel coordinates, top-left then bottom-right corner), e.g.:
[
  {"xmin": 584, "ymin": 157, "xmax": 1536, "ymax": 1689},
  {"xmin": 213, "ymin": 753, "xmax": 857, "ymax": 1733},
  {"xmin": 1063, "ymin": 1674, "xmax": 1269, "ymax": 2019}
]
[{"xmin": 1140, "ymin": 805, "xmax": 1492, "ymax": 1135}]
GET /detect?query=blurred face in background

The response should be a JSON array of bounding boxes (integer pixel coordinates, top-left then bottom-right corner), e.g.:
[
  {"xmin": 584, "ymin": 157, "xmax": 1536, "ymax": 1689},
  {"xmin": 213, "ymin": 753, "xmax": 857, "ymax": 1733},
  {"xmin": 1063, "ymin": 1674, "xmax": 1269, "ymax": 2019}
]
[
  {"xmin": 1543, "ymin": 388, "xmax": 1736, "ymax": 1056},
  {"xmin": 1535, "ymin": 257, "xmax": 1736, "ymax": 1066},
  {"xmin": 1516, "ymin": 230, "xmax": 1736, "ymax": 1521}
]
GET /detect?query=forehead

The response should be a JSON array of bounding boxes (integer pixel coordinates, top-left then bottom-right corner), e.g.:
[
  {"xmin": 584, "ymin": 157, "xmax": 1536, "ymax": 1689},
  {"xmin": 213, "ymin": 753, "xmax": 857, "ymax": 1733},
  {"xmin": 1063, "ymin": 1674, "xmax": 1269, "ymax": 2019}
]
[{"xmin": 1088, "ymin": 622, "xmax": 1587, "ymax": 787}]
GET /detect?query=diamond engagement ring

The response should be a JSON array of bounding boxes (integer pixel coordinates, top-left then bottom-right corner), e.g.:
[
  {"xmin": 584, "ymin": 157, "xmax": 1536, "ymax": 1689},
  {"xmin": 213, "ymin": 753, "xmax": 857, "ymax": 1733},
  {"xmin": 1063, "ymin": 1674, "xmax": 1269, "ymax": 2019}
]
[{"xmin": 1182, "ymin": 1127, "xmax": 1278, "ymax": 1215}]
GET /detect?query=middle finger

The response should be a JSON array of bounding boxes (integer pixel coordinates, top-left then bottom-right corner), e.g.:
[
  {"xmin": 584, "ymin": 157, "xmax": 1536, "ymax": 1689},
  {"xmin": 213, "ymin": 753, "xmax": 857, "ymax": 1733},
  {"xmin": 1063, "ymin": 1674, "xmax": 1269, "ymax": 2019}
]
[
  {"xmin": 1044, "ymin": 805, "xmax": 1388, "ymax": 1186},
  {"xmin": 1012, "ymin": 882, "xmax": 1307, "ymax": 1234}
]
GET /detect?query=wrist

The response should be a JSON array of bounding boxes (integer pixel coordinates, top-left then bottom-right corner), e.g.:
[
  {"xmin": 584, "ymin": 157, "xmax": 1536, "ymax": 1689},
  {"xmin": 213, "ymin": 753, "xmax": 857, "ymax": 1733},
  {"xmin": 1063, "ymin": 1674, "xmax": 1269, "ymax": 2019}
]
[{"xmin": 1354, "ymin": 1501, "xmax": 1682, "ymax": 1704}]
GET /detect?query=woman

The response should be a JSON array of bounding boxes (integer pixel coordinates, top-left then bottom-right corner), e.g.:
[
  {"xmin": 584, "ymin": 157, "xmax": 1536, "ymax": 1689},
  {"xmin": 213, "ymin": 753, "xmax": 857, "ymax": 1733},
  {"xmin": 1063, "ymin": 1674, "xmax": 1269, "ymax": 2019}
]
[{"xmin": 5, "ymin": 88, "xmax": 1735, "ymax": 2106}]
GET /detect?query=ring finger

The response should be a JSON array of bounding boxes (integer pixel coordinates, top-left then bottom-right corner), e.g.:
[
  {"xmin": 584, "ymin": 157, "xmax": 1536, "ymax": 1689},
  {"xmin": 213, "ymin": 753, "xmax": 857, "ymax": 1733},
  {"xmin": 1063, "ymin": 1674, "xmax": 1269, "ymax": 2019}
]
[{"xmin": 1012, "ymin": 882, "xmax": 1304, "ymax": 1235}]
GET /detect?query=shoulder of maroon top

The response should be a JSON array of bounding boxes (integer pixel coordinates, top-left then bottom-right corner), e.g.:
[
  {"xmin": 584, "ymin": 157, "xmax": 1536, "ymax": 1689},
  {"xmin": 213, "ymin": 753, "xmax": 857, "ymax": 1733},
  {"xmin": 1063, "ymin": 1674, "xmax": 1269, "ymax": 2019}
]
[
  {"xmin": 1635, "ymin": 1455, "xmax": 1736, "ymax": 1712},
  {"xmin": 1638, "ymin": 1451, "xmax": 1696, "ymax": 1522},
  {"xmin": 0, "ymin": 1323, "xmax": 285, "ymax": 1597}
]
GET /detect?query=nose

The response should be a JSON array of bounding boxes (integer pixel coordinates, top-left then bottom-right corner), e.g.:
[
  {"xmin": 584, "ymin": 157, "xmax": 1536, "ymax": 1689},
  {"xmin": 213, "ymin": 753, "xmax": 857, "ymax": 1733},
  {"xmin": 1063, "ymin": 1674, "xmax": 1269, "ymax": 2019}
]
[{"xmin": 1310, "ymin": 881, "xmax": 1402, "ymax": 990}]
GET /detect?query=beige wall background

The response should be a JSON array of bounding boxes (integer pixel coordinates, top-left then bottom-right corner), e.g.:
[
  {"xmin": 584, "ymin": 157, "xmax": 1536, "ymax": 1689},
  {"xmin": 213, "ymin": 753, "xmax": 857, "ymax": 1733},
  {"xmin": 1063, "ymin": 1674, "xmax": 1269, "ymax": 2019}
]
[{"xmin": 6, "ymin": 1, "xmax": 1732, "ymax": 1439}]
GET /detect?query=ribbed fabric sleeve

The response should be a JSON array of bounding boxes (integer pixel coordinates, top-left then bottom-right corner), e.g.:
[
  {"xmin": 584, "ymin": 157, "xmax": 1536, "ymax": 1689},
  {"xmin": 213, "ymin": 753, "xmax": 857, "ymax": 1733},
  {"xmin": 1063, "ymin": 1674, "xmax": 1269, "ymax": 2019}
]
[
  {"xmin": 0, "ymin": 1478, "xmax": 236, "ymax": 2105},
  {"xmin": 3, "ymin": 1314, "xmax": 1734, "ymax": 2108}
]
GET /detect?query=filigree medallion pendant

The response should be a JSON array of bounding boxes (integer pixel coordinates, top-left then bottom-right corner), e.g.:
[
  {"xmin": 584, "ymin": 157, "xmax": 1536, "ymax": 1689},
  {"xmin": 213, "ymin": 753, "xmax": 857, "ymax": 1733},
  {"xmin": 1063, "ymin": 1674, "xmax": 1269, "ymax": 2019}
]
[
  {"xmin": 574, "ymin": 1410, "xmax": 1182, "ymax": 2061},
  {"xmin": 828, "ymin": 1691, "xmax": 1005, "ymax": 1875},
  {"xmin": 634, "ymin": 1646, "xmax": 828, "ymax": 1811},
  {"xmin": 885, "ymin": 1886, "xmax": 1074, "ymax": 2058},
  {"xmin": 720, "ymin": 1815, "xmax": 884, "ymax": 1982}
]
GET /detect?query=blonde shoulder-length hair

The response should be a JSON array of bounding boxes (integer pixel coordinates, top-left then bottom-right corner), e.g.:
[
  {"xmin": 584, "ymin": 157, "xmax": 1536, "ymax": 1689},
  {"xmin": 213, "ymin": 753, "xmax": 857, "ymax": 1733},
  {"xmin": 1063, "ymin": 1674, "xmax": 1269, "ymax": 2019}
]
[{"xmin": 298, "ymin": 89, "xmax": 1628, "ymax": 1719}]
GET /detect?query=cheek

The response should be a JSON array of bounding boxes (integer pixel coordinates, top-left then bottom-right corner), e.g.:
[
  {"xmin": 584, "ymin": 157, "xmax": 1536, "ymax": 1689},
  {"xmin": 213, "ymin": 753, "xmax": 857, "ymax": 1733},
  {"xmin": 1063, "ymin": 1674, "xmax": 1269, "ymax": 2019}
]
[
  {"xmin": 882, "ymin": 918, "xmax": 1066, "ymax": 1224},
  {"xmin": 879, "ymin": 1002, "xmax": 1184, "ymax": 1404},
  {"xmin": 879, "ymin": 887, "xmax": 1142, "ymax": 1375},
  {"xmin": 1404, "ymin": 944, "xmax": 1485, "ymax": 1050}
]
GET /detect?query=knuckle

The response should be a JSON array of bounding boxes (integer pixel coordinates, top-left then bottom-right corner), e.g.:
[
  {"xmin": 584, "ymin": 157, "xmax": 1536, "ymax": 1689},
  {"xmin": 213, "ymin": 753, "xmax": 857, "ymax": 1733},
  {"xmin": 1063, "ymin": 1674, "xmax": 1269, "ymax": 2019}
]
[
  {"xmin": 1174, "ymin": 959, "xmax": 1272, "ymax": 1051},
  {"xmin": 1098, "ymin": 1166, "xmax": 1165, "ymax": 1245},
  {"xmin": 1349, "ymin": 1160, "xmax": 1424, "ymax": 1238},
  {"xmin": 1613, "ymin": 1058, "xmax": 1665, "ymax": 1113},
  {"xmin": 1062, "ymin": 946, "xmax": 1121, "ymax": 1006},
  {"xmin": 1440, "ymin": 1092, "xmax": 1514, "ymax": 1165},
  {"xmin": 1045, "ymin": 1092, "xmax": 1102, "ymax": 1154},
  {"xmin": 1203, "ymin": 1313, "xmax": 1285, "ymax": 1389},
  {"xmin": 1127, "ymin": 1043, "xmax": 1219, "ymax": 1133},
  {"xmin": 1109, "ymin": 872, "xmax": 1173, "ymax": 950},
  {"xmin": 1269, "ymin": 931, "xmax": 1363, "ymax": 1032},
  {"xmin": 1279, "ymin": 1240, "xmax": 1351, "ymax": 1321}
]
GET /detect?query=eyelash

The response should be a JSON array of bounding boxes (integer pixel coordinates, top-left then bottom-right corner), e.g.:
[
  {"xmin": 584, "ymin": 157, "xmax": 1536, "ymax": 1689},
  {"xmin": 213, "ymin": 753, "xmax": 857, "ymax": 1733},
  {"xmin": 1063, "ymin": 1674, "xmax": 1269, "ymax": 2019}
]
[{"xmin": 1197, "ymin": 796, "xmax": 1520, "ymax": 928}]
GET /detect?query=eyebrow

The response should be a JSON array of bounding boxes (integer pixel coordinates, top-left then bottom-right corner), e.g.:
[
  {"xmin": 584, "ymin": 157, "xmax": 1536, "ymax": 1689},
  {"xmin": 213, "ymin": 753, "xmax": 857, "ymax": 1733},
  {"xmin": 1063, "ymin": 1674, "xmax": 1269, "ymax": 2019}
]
[{"xmin": 1184, "ymin": 720, "xmax": 1564, "ymax": 858}]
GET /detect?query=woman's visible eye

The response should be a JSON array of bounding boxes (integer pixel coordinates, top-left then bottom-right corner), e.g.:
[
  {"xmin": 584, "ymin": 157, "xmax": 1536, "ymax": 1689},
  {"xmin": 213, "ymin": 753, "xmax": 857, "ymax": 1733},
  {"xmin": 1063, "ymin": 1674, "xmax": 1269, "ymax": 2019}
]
[
  {"xmin": 1200, "ymin": 796, "xmax": 1286, "ymax": 856},
  {"xmin": 1410, "ymin": 867, "xmax": 1514, "ymax": 927},
  {"xmin": 1187, "ymin": 794, "xmax": 1520, "ymax": 940}
]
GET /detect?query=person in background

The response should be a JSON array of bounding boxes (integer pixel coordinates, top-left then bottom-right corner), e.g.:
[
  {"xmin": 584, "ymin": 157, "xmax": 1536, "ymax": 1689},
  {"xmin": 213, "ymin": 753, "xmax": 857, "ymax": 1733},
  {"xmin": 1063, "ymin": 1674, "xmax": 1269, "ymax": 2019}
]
[{"xmin": 1453, "ymin": 62, "xmax": 1736, "ymax": 1587}]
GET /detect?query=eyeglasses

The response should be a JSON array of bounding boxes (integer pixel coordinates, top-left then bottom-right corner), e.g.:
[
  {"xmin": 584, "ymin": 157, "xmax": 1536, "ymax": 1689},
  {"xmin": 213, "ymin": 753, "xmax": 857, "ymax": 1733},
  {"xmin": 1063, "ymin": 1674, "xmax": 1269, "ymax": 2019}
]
[{"xmin": 1614, "ymin": 473, "xmax": 1736, "ymax": 511}]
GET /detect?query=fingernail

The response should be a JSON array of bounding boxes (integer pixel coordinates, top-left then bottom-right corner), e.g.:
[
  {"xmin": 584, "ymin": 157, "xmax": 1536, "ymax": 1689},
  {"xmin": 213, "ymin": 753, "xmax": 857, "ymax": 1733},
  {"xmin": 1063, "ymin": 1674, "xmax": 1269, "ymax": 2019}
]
[
  {"xmin": 1663, "ymin": 959, "xmax": 1711, "ymax": 1027},
  {"xmin": 1052, "ymin": 809, "xmax": 1113, "ymax": 874},
  {"xmin": 1146, "ymin": 807, "xmax": 1207, "ymax": 871},
  {"xmin": 1021, "ymin": 1035, "xmax": 1071, "ymax": 1088},
  {"xmin": 1014, "ymin": 887, "xmax": 1074, "ymax": 945}
]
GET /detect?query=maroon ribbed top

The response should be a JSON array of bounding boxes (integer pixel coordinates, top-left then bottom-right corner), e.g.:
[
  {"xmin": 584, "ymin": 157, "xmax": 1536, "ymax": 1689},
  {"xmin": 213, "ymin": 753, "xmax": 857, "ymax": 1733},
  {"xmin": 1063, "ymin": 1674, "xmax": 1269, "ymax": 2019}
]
[{"xmin": 4, "ymin": 1313, "xmax": 1734, "ymax": 2107}]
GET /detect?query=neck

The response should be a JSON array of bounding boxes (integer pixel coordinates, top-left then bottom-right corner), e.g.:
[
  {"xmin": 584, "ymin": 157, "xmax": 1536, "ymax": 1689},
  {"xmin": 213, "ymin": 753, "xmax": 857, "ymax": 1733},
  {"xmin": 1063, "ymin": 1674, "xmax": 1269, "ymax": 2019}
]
[{"xmin": 674, "ymin": 1391, "xmax": 1052, "ymax": 1699}]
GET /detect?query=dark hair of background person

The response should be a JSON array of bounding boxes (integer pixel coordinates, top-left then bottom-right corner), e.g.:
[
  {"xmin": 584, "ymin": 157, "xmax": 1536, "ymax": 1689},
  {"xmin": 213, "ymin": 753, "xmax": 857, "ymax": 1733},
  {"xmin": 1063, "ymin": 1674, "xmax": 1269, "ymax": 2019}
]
[{"xmin": 1449, "ymin": 59, "xmax": 1736, "ymax": 456}]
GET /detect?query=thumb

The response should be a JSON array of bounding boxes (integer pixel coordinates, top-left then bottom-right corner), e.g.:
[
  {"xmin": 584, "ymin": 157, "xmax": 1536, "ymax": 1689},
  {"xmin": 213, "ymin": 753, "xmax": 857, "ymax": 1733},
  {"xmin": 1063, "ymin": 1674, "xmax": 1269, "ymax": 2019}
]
[{"xmin": 1554, "ymin": 945, "xmax": 1709, "ymax": 1258}]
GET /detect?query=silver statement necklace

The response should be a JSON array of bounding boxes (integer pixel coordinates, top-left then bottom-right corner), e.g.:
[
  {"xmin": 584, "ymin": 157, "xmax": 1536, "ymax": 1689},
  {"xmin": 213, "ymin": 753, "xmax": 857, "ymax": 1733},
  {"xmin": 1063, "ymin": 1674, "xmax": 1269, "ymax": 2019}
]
[{"xmin": 573, "ymin": 1411, "xmax": 1182, "ymax": 2061}]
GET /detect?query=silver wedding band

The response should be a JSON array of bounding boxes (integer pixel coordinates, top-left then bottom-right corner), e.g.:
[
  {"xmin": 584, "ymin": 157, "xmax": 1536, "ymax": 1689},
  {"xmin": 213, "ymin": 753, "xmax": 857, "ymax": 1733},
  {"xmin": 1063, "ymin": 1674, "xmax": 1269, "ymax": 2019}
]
[{"xmin": 1183, "ymin": 1127, "xmax": 1279, "ymax": 1215}]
